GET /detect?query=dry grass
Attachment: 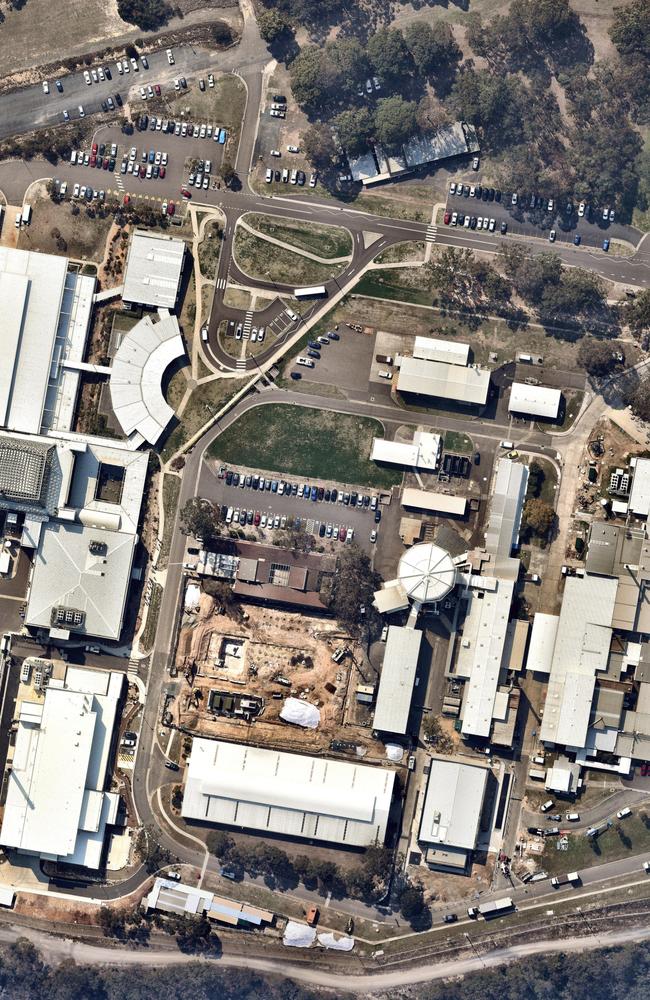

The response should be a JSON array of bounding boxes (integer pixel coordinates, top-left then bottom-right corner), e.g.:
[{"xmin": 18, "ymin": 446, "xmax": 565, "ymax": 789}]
[{"xmin": 18, "ymin": 194, "xmax": 113, "ymax": 261}]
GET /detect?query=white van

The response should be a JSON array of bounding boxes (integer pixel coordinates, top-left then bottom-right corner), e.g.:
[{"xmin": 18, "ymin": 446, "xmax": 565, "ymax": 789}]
[
  {"xmin": 225, "ymin": 507, "xmax": 234, "ymax": 524},
  {"xmin": 540, "ymin": 799, "xmax": 554, "ymax": 813},
  {"xmin": 201, "ymin": 327, "xmax": 208, "ymax": 342},
  {"xmin": 500, "ymin": 440, "xmax": 514, "ymax": 449},
  {"xmin": 296, "ymin": 356, "xmax": 314, "ymax": 368},
  {"xmin": 566, "ymin": 812, "xmax": 580, "ymax": 822},
  {"xmin": 617, "ymin": 806, "xmax": 632, "ymax": 819}
]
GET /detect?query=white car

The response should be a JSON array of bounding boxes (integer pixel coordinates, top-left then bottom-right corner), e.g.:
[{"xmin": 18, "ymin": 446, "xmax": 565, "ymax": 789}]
[
  {"xmin": 140, "ymin": 87, "xmax": 146, "ymax": 99},
  {"xmin": 166, "ymin": 48, "xmax": 174, "ymax": 64},
  {"xmin": 91, "ymin": 68, "xmax": 98, "ymax": 82},
  {"xmin": 208, "ymin": 73, "xmax": 214, "ymax": 87},
  {"xmin": 200, "ymin": 124, "xmax": 206, "ymax": 138},
  {"xmin": 547, "ymin": 198, "xmax": 554, "ymax": 212},
  {"xmin": 469, "ymin": 185, "xmax": 476, "ymax": 197},
  {"xmin": 59, "ymin": 181, "xmax": 67, "ymax": 196},
  {"xmin": 270, "ymin": 148, "xmax": 280, "ymax": 157},
  {"xmin": 449, "ymin": 181, "xmax": 456, "ymax": 195},
  {"xmin": 73, "ymin": 183, "xmax": 80, "ymax": 197},
  {"xmin": 98, "ymin": 67, "xmax": 105, "ymax": 81},
  {"xmin": 162, "ymin": 152, "xmax": 168, "ymax": 166},
  {"xmin": 84, "ymin": 70, "xmax": 91, "ymax": 85},
  {"xmin": 161, "ymin": 201, "xmax": 168, "ymax": 215},
  {"xmin": 365, "ymin": 78, "xmax": 373, "ymax": 93},
  {"xmin": 116, "ymin": 60, "xmax": 124, "ymax": 74},
  {"xmin": 270, "ymin": 109, "xmax": 285, "ymax": 118},
  {"xmin": 373, "ymin": 76, "xmax": 381, "ymax": 91},
  {"xmin": 578, "ymin": 201, "xmax": 586, "ymax": 217},
  {"xmin": 62, "ymin": 109, "xmax": 69, "ymax": 121},
  {"xmin": 203, "ymin": 175, "xmax": 209, "ymax": 189},
  {"xmin": 155, "ymin": 150, "xmax": 161, "ymax": 164},
  {"xmin": 258, "ymin": 327, "xmax": 265, "ymax": 342},
  {"xmin": 511, "ymin": 192, "xmax": 518, "ymax": 206},
  {"xmin": 451, "ymin": 211, "xmax": 458, "ymax": 225},
  {"xmin": 78, "ymin": 105, "xmax": 85, "ymax": 117},
  {"xmin": 42, "ymin": 80, "xmax": 50, "ymax": 94},
  {"xmin": 174, "ymin": 78, "xmax": 180, "ymax": 90},
  {"xmin": 287, "ymin": 144, "xmax": 299, "ymax": 153},
  {"xmin": 477, "ymin": 217, "xmax": 483, "ymax": 229},
  {"xmin": 130, "ymin": 57, "xmax": 138, "ymax": 71},
  {"xmin": 130, "ymin": 146, "xmax": 137, "ymax": 160},
  {"xmin": 488, "ymin": 218, "xmax": 496, "ymax": 232},
  {"xmin": 309, "ymin": 172, "xmax": 317, "ymax": 188},
  {"xmin": 123, "ymin": 60, "xmax": 129, "ymax": 74}
]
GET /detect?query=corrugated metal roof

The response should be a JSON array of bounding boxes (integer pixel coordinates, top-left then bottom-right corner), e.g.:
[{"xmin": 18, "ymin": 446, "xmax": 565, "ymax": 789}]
[
  {"xmin": 485, "ymin": 459, "xmax": 529, "ymax": 559},
  {"xmin": 397, "ymin": 357, "xmax": 490, "ymax": 405},
  {"xmin": 630, "ymin": 457, "xmax": 650, "ymax": 516},
  {"xmin": 419, "ymin": 758, "xmax": 487, "ymax": 851},
  {"xmin": 401, "ymin": 488, "xmax": 466, "ymax": 516},
  {"xmin": 458, "ymin": 578, "xmax": 515, "ymax": 738},
  {"xmin": 413, "ymin": 336, "xmax": 469, "ymax": 366},
  {"xmin": 122, "ymin": 230, "xmax": 185, "ymax": 308},
  {"xmin": 373, "ymin": 625, "xmax": 422, "ymax": 734},
  {"xmin": 509, "ymin": 382, "xmax": 561, "ymax": 419},
  {"xmin": 526, "ymin": 613, "xmax": 559, "ymax": 675}
]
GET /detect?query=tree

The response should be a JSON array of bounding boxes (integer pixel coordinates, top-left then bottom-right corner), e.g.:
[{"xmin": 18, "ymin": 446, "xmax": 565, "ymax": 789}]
[
  {"xmin": 212, "ymin": 20, "xmax": 234, "ymax": 45},
  {"xmin": 374, "ymin": 96, "xmax": 417, "ymax": 147},
  {"xmin": 577, "ymin": 337, "xmax": 618, "ymax": 377},
  {"xmin": 329, "ymin": 544, "xmax": 381, "ymax": 632},
  {"xmin": 399, "ymin": 884, "xmax": 427, "ymax": 924},
  {"xmin": 258, "ymin": 8, "xmax": 292, "ymax": 44},
  {"xmin": 333, "ymin": 107, "xmax": 375, "ymax": 155},
  {"xmin": 627, "ymin": 376, "xmax": 650, "ymax": 422},
  {"xmin": 367, "ymin": 27, "xmax": 413, "ymax": 81},
  {"xmin": 206, "ymin": 829, "xmax": 234, "ymax": 859},
  {"xmin": 134, "ymin": 825, "xmax": 173, "ymax": 874},
  {"xmin": 527, "ymin": 461, "xmax": 546, "ymax": 498},
  {"xmin": 293, "ymin": 854, "xmax": 319, "ymax": 885},
  {"xmin": 403, "ymin": 21, "xmax": 461, "ymax": 76},
  {"xmin": 289, "ymin": 46, "xmax": 323, "ymax": 111},
  {"xmin": 220, "ymin": 159, "xmax": 236, "ymax": 186},
  {"xmin": 301, "ymin": 123, "xmax": 337, "ymax": 168},
  {"xmin": 116, "ymin": 0, "xmax": 172, "ymax": 31},
  {"xmin": 626, "ymin": 289, "xmax": 650, "ymax": 339},
  {"xmin": 610, "ymin": 0, "xmax": 650, "ymax": 56},
  {"xmin": 179, "ymin": 497, "xmax": 222, "ymax": 543},
  {"xmin": 522, "ymin": 498, "xmax": 555, "ymax": 538}
]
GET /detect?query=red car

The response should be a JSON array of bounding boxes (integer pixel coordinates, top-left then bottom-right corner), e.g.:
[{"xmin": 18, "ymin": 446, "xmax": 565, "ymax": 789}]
[
  {"xmin": 254, "ymin": 511, "xmax": 260, "ymax": 526},
  {"xmin": 123, "ymin": 194, "xmax": 130, "ymax": 205},
  {"xmin": 641, "ymin": 763, "xmax": 649, "ymax": 777},
  {"xmin": 181, "ymin": 187, "xmax": 191, "ymax": 199},
  {"xmin": 139, "ymin": 164, "xmax": 146, "ymax": 178},
  {"xmin": 167, "ymin": 200, "xmax": 175, "ymax": 216},
  {"xmin": 444, "ymin": 210, "xmax": 451, "ymax": 224},
  {"xmin": 159, "ymin": 165, "xmax": 166, "ymax": 179},
  {"xmin": 102, "ymin": 157, "xmax": 109, "ymax": 169},
  {"xmin": 339, "ymin": 525, "xmax": 346, "ymax": 542},
  {"xmin": 91, "ymin": 142, "xmax": 98, "ymax": 155},
  {"xmin": 89, "ymin": 154, "xmax": 96, "ymax": 167},
  {"xmin": 154, "ymin": 83, "xmax": 161, "ymax": 96}
]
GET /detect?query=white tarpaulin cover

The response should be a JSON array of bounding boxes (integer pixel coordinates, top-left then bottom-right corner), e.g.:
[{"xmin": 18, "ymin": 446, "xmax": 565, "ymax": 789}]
[
  {"xmin": 184, "ymin": 583, "xmax": 201, "ymax": 610},
  {"xmin": 283, "ymin": 921, "xmax": 317, "ymax": 947},
  {"xmin": 385, "ymin": 744, "xmax": 404, "ymax": 762},
  {"xmin": 317, "ymin": 933, "xmax": 355, "ymax": 951},
  {"xmin": 280, "ymin": 697, "xmax": 321, "ymax": 729}
]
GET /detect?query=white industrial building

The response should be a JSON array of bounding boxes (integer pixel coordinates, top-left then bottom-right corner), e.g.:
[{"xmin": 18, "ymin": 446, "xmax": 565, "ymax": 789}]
[
  {"xmin": 418, "ymin": 757, "xmax": 488, "ymax": 871},
  {"xmin": 146, "ymin": 877, "xmax": 273, "ymax": 928},
  {"xmin": 122, "ymin": 230, "xmax": 186, "ymax": 310},
  {"xmin": 0, "ymin": 666, "xmax": 123, "ymax": 869},
  {"xmin": 401, "ymin": 488, "xmax": 467, "ymax": 517},
  {"xmin": 526, "ymin": 613, "xmax": 560, "ymax": 675},
  {"xmin": 630, "ymin": 458, "xmax": 650, "ymax": 517},
  {"xmin": 508, "ymin": 383, "xmax": 562, "ymax": 420},
  {"xmin": 110, "ymin": 312, "xmax": 186, "ymax": 446},
  {"xmin": 373, "ymin": 625, "xmax": 422, "ymax": 734},
  {"xmin": 485, "ymin": 459, "xmax": 529, "ymax": 566},
  {"xmin": 413, "ymin": 336, "xmax": 470, "ymax": 367},
  {"xmin": 397, "ymin": 356, "xmax": 490, "ymax": 406},
  {"xmin": 0, "ymin": 246, "xmax": 95, "ymax": 436},
  {"xmin": 540, "ymin": 575, "xmax": 619, "ymax": 749},
  {"xmin": 182, "ymin": 739, "xmax": 395, "ymax": 848},
  {"xmin": 370, "ymin": 431, "xmax": 442, "ymax": 471}
]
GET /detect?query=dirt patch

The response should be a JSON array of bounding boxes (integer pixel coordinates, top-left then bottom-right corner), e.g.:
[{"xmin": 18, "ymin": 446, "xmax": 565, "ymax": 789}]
[{"xmin": 18, "ymin": 189, "xmax": 114, "ymax": 262}]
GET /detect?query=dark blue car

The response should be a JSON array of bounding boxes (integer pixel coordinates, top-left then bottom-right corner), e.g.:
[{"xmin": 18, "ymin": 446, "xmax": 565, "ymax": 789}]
[{"xmin": 310, "ymin": 486, "xmax": 318, "ymax": 500}]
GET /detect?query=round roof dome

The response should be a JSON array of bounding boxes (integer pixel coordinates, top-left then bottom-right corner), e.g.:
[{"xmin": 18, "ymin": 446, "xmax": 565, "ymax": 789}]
[{"xmin": 398, "ymin": 542, "xmax": 457, "ymax": 605}]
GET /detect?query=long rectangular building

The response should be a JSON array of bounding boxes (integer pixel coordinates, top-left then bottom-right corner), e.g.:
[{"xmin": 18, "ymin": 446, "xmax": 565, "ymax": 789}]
[
  {"xmin": 373, "ymin": 625, "xmax": 422, "ymax": 734},
  {"xmin": 419, "ymin": 758, "xmax": 488, "ymax": 871},
  {"xmin": 402, "ymin": 488, "xmax": 467, "ymax": 517},
  {"xmin": 397, "ymin": 357, "xmax": 490, "ymax": 406},
  {"xmin": 182, "ymin": 739, "xmax": 394, "ymax": 848},
  {"xmin": 509, "ymin": 383, "xmax": 561, "ymax": 420},
  {"xmin": 413, "ymin": 336, "xmax": 470, "ymax": 367}
]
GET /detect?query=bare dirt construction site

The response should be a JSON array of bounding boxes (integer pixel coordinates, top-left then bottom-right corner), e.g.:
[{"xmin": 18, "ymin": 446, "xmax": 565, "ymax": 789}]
[{"xmin": 172, "ymin": 593, "xmax": 384, "ymax": 758}]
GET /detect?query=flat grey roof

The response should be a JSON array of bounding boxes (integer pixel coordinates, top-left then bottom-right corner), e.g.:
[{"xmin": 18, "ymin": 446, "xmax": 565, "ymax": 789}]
[
  {"xmin": 397, "ymin": 357, "xmax": 490, "ymax": 405},
  {"xmin": 485, "ymin": 459, "xmax": 529, "ymax": 560},
  {"xmin": 122, "ymin": 231, "xmax": 185, "ymax": 309},
  {"xmin": 419, "ymin": 757, "xmax": 487, "ymax": 851},
  {"xmin": 373, "ymin": 626, "xmax": 422, "ymax": 734}
]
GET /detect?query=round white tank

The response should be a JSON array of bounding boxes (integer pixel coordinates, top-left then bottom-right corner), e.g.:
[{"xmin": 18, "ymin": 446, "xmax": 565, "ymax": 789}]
[{"xmin": 397, "ymin": 542, "xmax": 456, "ymax": 605}]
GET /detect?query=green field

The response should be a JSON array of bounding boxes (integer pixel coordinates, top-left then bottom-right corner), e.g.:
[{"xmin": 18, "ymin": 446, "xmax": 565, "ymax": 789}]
[
  {"xmin": 354, "ymin": 271, "xmax": 431, "ymax": 306},
  {"xmin": 444, "ymin": 430, "xmax": 473, "ymax": 454},
  {"xmin": 542, "ymin": 812, "xmax": 650, "ymax": 876},
  {"xmin": 233, "ymin": 228, "xmax": 344, "ymax": 287},
  {"xmin": 208, "ymin": 404, "xmax": 402, "ymax": 489},
  {"xmin": 243, "ymin": 214, "xmax": 352, "ymax": 259},
  {"xmin": 160, "ymin": 377, "xmax": 241, "ymax": 463},
  {"xmin": 374, "ymin": 242, "xmax": 427, "ymax": 264}
]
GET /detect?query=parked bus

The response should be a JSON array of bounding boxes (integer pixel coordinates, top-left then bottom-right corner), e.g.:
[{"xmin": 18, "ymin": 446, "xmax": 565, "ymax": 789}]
[{"xmin": 294, "ymin": 285, "xmax": 327, "ymax": 299}]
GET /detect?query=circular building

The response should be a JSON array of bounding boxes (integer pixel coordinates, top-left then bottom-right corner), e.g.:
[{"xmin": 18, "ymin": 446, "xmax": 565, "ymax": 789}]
[{"xmin": 397, "ymin": 542, "xmax": 457, "ymax": 606}]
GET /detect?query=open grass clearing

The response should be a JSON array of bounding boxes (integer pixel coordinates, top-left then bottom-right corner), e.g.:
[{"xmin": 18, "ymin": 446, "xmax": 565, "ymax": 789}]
[
  {"xmin": 233, "ymin": 227, "xmax": 344, "ymax": 287},
  {"xmin": 208, "ymin": 404, "xmax": 402, "ymax": 489},
  {"xmin": 159, "ymin": 475, "xmax": 181, "ymax": 570},
  {"xmin": 374, "ymin": 241, "xmax": 427, "ymax": 264},
  {"xmin": 141, "ymin": 582, "xmax": 163, "ymax": 654},
  {"xmin": 541, "ymin": 811, "xmax": 650, "ymax": 876},
  {"xmin": 160, "ymin": 376, "xmax": 240, "ymax": 463},
  {"xmin": 526, "ymin": 456, "xmax": 558, "ymax": 506},
  {"xmin": 164, "ymin": 368, "xmax": 189, "ymax": 413},
  {"xmin": 354, "ymin": 271, "xmax": 431, "ymax": 306},
  {"xmin": 165, "ymin": 74, "xmax": 246, "ymax": 152},
  {"xmin": 197, "ymin": 221, "xmax": 222, "ymax": 281},
  {"xmin": 18, "ymin": 195, "xmax": 113, "ymax": 262},
  {"xmin": 223, "ymin": 286, "xmax": 252, "ymax": 310},
  {"xmin": 243, "ymin": 213, "xmax": 352, "ymax": 259},
  {"xmin": 444, "ymin": 430, "xmax": 473, "ymax": 454}
]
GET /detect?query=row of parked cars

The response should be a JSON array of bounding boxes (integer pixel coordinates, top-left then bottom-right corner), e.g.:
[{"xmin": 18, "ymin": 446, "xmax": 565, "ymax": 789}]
[
  {"xmin": 445, "ymin": 210, "xmax": 507, "ymax": 234},
  {"xmin": 135, "ymin": 114, "xmax": 228, "ymax": 144},
  {"xmin": 225, "ymin": 506, "xmax": 358, "ymax": 541},
  {"xmin": 223, "ymin": 469, "xmax": 382, "ymax": 520}
]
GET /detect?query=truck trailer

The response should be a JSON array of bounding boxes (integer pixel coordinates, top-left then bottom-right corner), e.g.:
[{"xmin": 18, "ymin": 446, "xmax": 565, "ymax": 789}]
[
  {"xmin": 551, "ymin": 872, "xmax": 580, "ymax": 887},
  {"xmin": 478, "ymin": 897, "xmax": 514, "ymax": 918}
]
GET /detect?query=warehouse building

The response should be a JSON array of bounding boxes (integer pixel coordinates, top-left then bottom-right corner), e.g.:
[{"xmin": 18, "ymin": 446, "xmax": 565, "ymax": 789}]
[
  {"xmin": 0, "ymin": 666, "xmax": 123, "ymax": 869},
  {"xmin": 508, "ymin": 383, "xmax": 562, "ymax": 421},
  {"xmin": 418, "ymin": 757, "xmax": 488, "ymax": 872},
  {"xmin": 397, "ymin": 357, "xmax": 490, "ymax": 407},
  {"xmin": 412, "ymin": 336, "xmax": 470, "ymax": 367},
  {"xmin": 182, "ymin": 739, "xmax": 395, "ymax": 848},
  {"xmin": 630, "ymin": 458, "xmax": 650, "ymax": 517},
  {"xmin": 146, "ymin": 878, "xmax": 274, "ymax": 928},
  {"xmin": 122, "ymin": 230, "xmax": 186, "ymax": 310},
  {"xmin": 485, "ymin": 459, "xmax": 529, "ymax": 568},
  {"xmin": 401, "ymin": 488, "xmax": 467, "ymax": 518},
  {"xmin": 373, "ymin": 625, "xmax": 422, "ymax": 734},
  {"xmin": 348, "ymin": 121, "xmax": 479, "ymax": 186},
  {"xmin": 370, "ymin": 431, "xmax": 442, "ymax": 471}
]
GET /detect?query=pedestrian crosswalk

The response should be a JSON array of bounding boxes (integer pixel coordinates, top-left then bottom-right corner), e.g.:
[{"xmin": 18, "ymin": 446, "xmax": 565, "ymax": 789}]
[
  {"xmin": 242, "ymin": 310, "xmax": 254, "ymax": 340},
  {"xmin": 114, "ymin": 172, "xmax": 125, "ymax": 192},
  {"xmin": 215, "ymin": 276, "xmax": 227, "ymax": 290},
  {"xmin": 426, "ymin": 225, "xmax": 437, "ymax": 243},
  {"xmin": 236, "ymin": 359, "xmax": 248, "ymax": 370},
  {"xmin": 127, "ymin": 658, "xmax": 139, "ymax": 677}
]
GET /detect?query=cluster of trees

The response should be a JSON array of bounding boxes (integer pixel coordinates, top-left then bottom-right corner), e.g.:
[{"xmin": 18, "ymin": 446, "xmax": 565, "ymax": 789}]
[
  {"xmin": 116, "ymin": 0, "xmax": 172, "ymax": 32},
  {"xmin": 426, "ymin": 247, "xmax": 511, "ymax": 314},
  {"xmin": 179, "ymin": 496, "xmax": 223, "ymax": 545},
  {"xmin": 626, "ymin": 376, "xmax": 650, "ymax": 423},
  {"xmin": 626, "ymin": 289, "xmax": 650, "ymax": 346},
  {"xmin": 465, "ymin": 0, "xmax": 580, "ymax": 75},
  {"xmin": 133, "ymin": 824, "xmax": 173, "ymax": 874},
  {"xmin": 206, "ymin": 829, "xmax": 394, "ymax": 904},
  {"xmin": 329, "ymin": 543, "xmax": 381, "ymax": 634},
  {"xmin": 526, "ymin": 461, "xmax": 547, "ymax": 499},
  {"xmin": 522, "ymin": 498, "xmax": 556, "ymax": 541},
  {"xmin": 501, "ymin": 245, "xmax": 606, "ymax": 326},
  {"xmin": 576, "ymin": 337, "xmax": 621, "ymax": 378}
]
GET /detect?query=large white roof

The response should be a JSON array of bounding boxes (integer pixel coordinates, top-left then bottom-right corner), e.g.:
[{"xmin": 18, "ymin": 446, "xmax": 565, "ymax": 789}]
[
  {"xmin": 371, "ymin": 431, "xmax": 441, "ymax": 471},
  {"xmin": 373, "ymin": 625, "xmax": 422, "ymax": 734},
  {"xmin": 122, "ymin": 230, "xmax": 185, "ymax": 309},
  {"xmin": 419, "ymin": 758, "xmax": 488, "ymax": 851},
  {"xmin": 110, "ymin": 313, "xmax": 185, "ymax": 445},
  {"xmin": 401, "ymin": 488, "xmax": 466, "ymax": 516},
  {"xmin": 485, "ymin": 459, "xmax": 529, "ymax": 561},
  {"xmin": 526, "ymin": 613, "xmax": 559, "ymax": 675},
  {"xmin": 0, "ymin": 247, "xmax": 69, "ymax": 435},
  {"xmin": 0, "ymin": 668, "xmax": 123, "ymax": 868},
  {"xmin": 509, "ymin": 382, "xmax": 561, "ymax": 419},
  {"xmin": 398, "ymin": 542, "xmax": 457, "ymax": 604},
  {"xmin": 413, "ymin": 336, "xmax": 469, "ymax": 366},
  {"xmin": 540, "ymin": 574, "xmax": 618, "ymax": 747},
  {"xmin": 397, "ymin": 356, "xmax": 490, "ymax": 405},
  {"xmin": 630, "ymin": 457, "xmax": 650, "ymax": 517},
  {"xmin": 182, "ymin": 739, "xmax": 394, "ymax": 847}
]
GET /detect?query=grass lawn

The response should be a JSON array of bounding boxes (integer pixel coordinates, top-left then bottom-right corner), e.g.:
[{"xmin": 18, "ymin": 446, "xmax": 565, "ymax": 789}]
[
  {"xmin": 160, "ymin": 377, "xmax": 240, "ymax": 463},
  {"xmin": 165, "ymin": 74, "xmax": 246, "ymax": 157},
  {"xmin": 444, "ymin": 430, "xmax": 473, "ymax": 454},
  {"xmin": 159, "ymin": 475, "xmax": 181, "ymax": 570},
  {"xmin": 243, "ymin": 214, "xmax": 352, "ymax": 259},
  {"xmin": 208, "ymin": 404, "xmax": 402, "ymax": 489},
  {"xmin": 197, "ymin": 221, "xmax": 222, "ymax": 281},
  {"xmin": 542, "ymin": 811, "xmax": 650, "ymax": 876},
  {"xmin": 141, "ymin": 583, "xmax": 163, "ymax": 654},
  {"xmin": 233, "ymin": 228, "xmax": 344, "ymax": 286},
  {"xmin": 527, "ymin": 456, "xmax": 558, "ymax": 505},
  {"xmin": 354, "ymin": 272, "xmax": 431, "ymax": 306},
  {"xmin": 374, "ymin": 242, "xmax": 427, "ymax": 264}
]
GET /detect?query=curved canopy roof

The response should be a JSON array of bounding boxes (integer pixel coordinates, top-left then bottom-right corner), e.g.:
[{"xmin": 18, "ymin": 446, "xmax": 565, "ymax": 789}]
[{"xmin": 398, "ymin": 542, "xmax": 457, "ymax": 604}]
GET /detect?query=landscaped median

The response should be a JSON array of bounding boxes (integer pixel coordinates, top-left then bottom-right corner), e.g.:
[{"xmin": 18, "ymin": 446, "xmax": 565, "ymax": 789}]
[
  {"xmin": 233, "ymin": 224, "xmax": 348, "ymax": 287},
  {"xmin": 242, "ymin": 213, "xmax": 353, "ymax": 260},
  {"xmin": 207, "ymin": 403, "xmax": 402, "ymax": 489}
]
